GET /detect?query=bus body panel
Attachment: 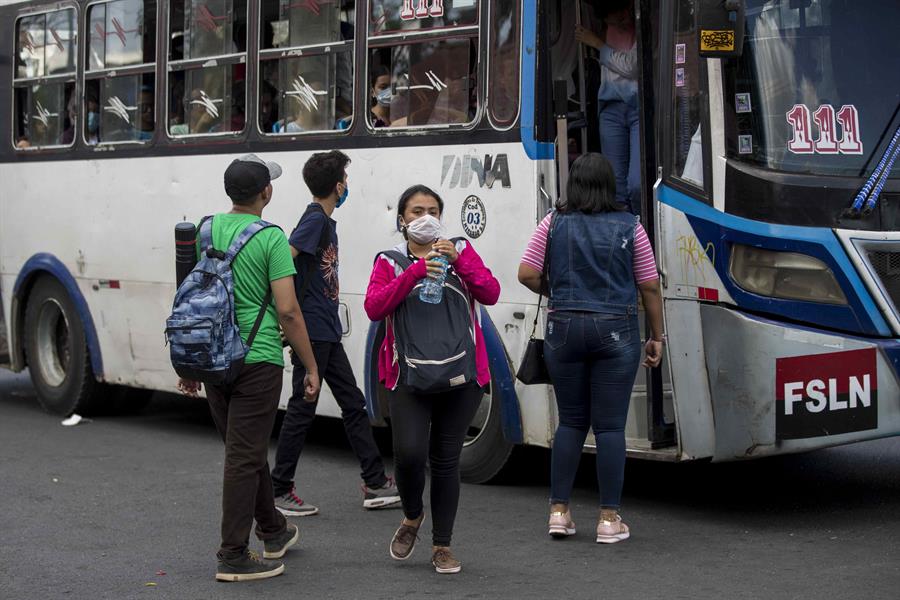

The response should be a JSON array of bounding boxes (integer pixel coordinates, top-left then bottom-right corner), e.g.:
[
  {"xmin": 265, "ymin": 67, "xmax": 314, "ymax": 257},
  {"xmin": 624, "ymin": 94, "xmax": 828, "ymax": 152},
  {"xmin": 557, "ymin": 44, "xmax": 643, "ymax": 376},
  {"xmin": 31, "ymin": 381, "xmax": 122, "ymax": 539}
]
[{"xmin": 701, "ymin": 305, "xmax": 900, "ymax": 461}]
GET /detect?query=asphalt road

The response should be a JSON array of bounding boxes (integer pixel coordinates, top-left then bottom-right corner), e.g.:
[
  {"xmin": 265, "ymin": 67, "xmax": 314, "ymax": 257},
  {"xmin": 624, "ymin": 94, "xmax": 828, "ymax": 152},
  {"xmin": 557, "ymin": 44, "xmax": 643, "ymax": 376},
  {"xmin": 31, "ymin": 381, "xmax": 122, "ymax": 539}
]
[{"xmin": 1, "ymin": 370, "xmax": 899, "ymax": 600}]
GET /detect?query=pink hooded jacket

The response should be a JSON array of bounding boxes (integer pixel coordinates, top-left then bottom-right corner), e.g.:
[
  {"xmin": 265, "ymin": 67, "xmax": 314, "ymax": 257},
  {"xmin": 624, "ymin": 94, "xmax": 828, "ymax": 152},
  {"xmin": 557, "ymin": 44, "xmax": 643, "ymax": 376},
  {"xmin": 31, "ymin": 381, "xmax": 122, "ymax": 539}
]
[{"xmin": 364, "ymin": 239, "xmax": 501, "ymax": 390}]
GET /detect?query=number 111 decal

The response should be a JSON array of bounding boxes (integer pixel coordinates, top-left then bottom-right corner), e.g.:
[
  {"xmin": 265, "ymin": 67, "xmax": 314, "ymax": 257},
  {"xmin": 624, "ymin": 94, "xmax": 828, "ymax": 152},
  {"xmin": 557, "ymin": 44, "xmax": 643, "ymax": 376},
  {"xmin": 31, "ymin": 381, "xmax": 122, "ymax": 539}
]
[{"xmin": 786, "ymin": 104, "xmax": 863, "ymax": 155}]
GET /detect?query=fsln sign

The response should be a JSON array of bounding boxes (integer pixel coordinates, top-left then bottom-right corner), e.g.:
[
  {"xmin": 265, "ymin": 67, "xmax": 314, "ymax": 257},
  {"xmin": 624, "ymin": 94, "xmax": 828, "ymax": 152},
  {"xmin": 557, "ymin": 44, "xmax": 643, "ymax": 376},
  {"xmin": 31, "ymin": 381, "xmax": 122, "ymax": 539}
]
[
  {"xmin": 775, "ymin": 348, "xmax": 878, "ymax": 440},
  {"xmin": 401, "ymin": 0, "xmax": 444, "ymax": 20}
]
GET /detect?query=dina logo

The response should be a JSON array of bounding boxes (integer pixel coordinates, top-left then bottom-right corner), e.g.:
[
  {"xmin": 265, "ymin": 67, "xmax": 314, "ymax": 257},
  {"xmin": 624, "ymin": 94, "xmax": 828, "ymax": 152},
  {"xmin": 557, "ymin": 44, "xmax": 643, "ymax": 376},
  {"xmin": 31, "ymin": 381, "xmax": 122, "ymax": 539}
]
[
  {"xmin": 441, "ymin": 154, "xmax": 511, "ymax": 189},
  {"xmin": 32, "ymin": 100, "xmax": 58, "ymax": 127},
  {"xmin": 93, "ymin": 17, "xmax": 140, "ymax": 48},
  {"xmin": 285, "ymin": 76, "xmax": 327, "ymax": 112}
]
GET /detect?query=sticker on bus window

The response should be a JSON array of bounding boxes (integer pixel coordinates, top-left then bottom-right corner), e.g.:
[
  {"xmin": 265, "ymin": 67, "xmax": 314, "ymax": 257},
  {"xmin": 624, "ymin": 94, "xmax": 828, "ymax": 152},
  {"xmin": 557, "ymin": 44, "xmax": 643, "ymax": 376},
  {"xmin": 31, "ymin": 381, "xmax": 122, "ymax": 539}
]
[
  {"xmin": 461, "ymin": 195, "xmax": 487, "ymax": 239},
  {"xmin": 735, "ymin": 93, "xmax": 752, "ymax": 114},
  {"xmin": 675, "ymin": 68, "xmax": 685, "ymax": 88},
  {"xmin": 700, "ymin": 30, "xmax": 735, "ymax": 52},
  {"xmin": 675, "ymin": 43, "xmax": 686, "ymax": 64},
  {"xmin": 786, "ymin": 104, "xmax": 864, "ymax": 155},
  {"xmin": 738, "ymin": 135, "xmax": 753, "ymax": 154},
  {"xmin": 775, "ymin": 348, "xmax": 878, "ymax": 440}
]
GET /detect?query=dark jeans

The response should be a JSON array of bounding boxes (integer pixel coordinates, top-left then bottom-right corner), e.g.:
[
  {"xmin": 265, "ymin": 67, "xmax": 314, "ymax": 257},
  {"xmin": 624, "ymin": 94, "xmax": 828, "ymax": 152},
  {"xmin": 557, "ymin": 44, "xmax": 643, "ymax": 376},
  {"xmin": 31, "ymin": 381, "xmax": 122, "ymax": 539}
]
[
  {"xmin": 205, "ymin": 362, "xmax": 288, "ymax": 560},
  {"xmin": 272, "ymin": 341, "xmax": 387, "ymax": 496},
  {"xmin": 599, "ymin": 100, "xmax": 641, "ymax": 217},
  {"xmin": 543, "ymin": 311, "xmax": 641, "ymax": 509},
  {"xmin": 389, "ymin": 384, "xmax": 483, "ymax": 546}
]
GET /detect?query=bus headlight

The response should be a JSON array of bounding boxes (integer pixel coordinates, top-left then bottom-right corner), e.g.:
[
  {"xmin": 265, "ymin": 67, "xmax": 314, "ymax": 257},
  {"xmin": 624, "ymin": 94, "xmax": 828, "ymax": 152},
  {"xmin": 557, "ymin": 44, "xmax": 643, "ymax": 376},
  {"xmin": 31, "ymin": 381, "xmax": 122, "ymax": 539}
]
[{"xmin": 729, "ymin": 244, "xmax": 847, "ymax": 305}]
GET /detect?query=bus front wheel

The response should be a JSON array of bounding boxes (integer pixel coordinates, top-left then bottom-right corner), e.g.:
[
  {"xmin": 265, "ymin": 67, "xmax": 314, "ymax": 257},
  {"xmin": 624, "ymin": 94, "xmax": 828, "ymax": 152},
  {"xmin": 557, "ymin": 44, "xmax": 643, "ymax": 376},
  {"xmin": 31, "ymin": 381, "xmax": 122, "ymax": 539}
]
[
  {"xmin": 460, "ymin": 373, "xmax": 514, "ymax": 484},
  {"xmin": 23, "ymin": 277, "xmax": 101, "ymax": 416}
]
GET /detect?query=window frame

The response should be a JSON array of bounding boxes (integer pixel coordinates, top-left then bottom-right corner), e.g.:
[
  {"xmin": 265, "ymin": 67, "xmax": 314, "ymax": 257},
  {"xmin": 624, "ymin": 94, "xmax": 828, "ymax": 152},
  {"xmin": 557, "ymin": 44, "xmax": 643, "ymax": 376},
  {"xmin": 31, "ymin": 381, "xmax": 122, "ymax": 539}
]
[
  {"xmin": 164, "ymin": 0, "xmax": 250, "ymax": 140},
  {"xmin": 255, "ymin": 0, "xmax": 356, "ymax": 139},
  {"xmin": 662, "ymin": 0, "xmax": 712, "ymax": 201},
  {"xmin": 11, "ymin": 2, "xmax": 81, "ymax": 151},
  {"xmin": 82, "ymin": 0, "xmax": 158, "ymax": 147},
  {"xmin": 485, "ymin": 0, "xmax": 521, "ymax": 131},
  {"xmin": 364, "ymin": 2, "xmax": 484, "ymax": 134}
]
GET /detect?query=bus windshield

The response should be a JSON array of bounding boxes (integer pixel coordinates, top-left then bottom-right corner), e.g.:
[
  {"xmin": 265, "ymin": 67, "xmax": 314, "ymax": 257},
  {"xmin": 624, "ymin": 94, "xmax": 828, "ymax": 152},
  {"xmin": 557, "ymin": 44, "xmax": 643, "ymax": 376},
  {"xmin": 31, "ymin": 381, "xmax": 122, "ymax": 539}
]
[{"xmin": 724, "ymin": 0, "xmax": 900, "ymax": 178}]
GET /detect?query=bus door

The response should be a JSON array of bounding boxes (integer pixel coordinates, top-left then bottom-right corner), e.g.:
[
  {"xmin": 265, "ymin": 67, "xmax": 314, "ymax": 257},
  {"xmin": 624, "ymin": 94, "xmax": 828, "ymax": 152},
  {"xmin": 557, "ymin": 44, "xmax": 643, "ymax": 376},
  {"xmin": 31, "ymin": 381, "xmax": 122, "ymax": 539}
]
[{"xmin": 545, "ymin": 0, "xmax": 676, "ymax": 452}]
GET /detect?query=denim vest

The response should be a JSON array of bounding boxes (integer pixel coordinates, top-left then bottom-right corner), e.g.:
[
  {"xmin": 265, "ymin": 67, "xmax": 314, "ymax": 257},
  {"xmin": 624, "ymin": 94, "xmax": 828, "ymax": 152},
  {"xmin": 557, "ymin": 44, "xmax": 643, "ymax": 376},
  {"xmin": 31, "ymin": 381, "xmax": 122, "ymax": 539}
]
[{"xmin": 547, "ymin": 210, "xmax": 639, "ymax": 315}]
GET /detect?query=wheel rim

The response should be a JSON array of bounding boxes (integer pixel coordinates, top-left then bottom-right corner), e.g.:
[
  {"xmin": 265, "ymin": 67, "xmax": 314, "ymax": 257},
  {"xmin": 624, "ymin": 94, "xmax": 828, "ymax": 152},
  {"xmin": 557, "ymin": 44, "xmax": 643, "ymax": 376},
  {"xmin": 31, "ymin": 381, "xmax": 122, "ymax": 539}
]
[
  {"xmin": 35, "ymin": 298, "xmax": 70, "ymax": 387},
  {"xmin": 464, "ymin": 386, "xmax": 492, "ymax": 447}
]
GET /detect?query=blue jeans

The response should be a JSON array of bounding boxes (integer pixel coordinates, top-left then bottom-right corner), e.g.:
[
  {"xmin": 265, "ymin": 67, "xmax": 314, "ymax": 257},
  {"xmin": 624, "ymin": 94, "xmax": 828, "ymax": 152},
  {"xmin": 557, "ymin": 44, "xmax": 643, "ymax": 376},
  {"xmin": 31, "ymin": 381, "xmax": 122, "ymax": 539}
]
[
  {"xmin": 599, "ymin": 100, "xmax": 641, "ymax": 217},
  {"xmin": 543, "ymin": 311, "xmax": 641, "ymax": 509}
]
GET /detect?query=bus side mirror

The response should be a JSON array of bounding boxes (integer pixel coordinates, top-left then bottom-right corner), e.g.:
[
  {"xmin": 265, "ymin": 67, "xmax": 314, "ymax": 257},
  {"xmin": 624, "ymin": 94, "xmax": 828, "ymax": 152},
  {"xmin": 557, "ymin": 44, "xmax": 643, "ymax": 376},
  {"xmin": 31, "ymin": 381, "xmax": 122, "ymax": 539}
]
[{"xmin": 697, "ymin": 0, "xmax": 745, "ymax": 58}]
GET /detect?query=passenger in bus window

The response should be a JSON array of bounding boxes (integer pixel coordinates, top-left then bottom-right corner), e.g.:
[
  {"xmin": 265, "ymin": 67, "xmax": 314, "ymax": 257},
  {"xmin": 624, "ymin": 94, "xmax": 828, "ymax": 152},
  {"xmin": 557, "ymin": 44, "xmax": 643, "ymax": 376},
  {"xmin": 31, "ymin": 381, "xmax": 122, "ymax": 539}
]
[
  {"xmin": 370, "ymin": 65, "xmax": 393, "ymax": 127},
  {"xmin": 259, "ymin": 82, "xmax": 278, "ymax": 134},
  {"xmin": 138, "ymin": 86, "xmax": 155, "ymax": 141},
  {"xmin": 59, "ymin": 92, "xmax": 78, "ymax": 145},
  {"xmin": 518, "ymin": 153, "xmax": 664, "ymax": 544},
  {"xmin": 84, "ymin": 88, "xmax": 101, "ymax": 145},
  {"xmin": 576, "ymin": 2, "xmax": 641, "ymax": 217}
]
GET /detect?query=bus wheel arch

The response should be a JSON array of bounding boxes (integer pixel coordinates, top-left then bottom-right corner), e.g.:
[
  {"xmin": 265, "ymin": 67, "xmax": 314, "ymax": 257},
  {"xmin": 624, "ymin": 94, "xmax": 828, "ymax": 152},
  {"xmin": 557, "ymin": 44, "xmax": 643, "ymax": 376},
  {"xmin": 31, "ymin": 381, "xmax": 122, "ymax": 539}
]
[
  {"xmin": 13, "ymin": 255, "xmax": 105, "ymax": 415},
  {"xmin": 459, "ymin": 308, "xmax": 521, "ymax": 484}
]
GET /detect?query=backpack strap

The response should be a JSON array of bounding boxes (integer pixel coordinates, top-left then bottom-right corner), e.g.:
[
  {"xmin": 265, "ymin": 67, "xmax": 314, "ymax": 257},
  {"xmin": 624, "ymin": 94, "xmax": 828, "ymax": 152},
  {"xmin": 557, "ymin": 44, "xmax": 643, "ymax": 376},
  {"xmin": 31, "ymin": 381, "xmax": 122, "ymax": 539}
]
[
  {"xmin": 223, "ymin": 219, "xmax": 279, "ymax": 264},
  {"xmin": 246, "ymin": 289, "xmax": 272, "ymax": 349},
  {"xmin": 222, "ymin": 219, "xmax": 280, "ymax": 350},
  {"xmin": 198, "ymin": 216, "xmax": 214, "ymax": 255},
  {"xmin": 377, "ymin": 249, "xmax": 414, "ymax": 271}
]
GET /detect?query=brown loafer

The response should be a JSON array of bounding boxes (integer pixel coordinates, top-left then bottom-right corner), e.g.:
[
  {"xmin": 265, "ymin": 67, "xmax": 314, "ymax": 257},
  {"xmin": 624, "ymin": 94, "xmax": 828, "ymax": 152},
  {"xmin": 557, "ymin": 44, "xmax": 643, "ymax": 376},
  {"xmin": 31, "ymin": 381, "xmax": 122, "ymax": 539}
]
[
  {"xmin": 390, "ymin": 514, "xmax": 424, "ymax": 560},
  {"xmin": 432, "ymin": 546, "xmax": 461, "ymax": 574}
]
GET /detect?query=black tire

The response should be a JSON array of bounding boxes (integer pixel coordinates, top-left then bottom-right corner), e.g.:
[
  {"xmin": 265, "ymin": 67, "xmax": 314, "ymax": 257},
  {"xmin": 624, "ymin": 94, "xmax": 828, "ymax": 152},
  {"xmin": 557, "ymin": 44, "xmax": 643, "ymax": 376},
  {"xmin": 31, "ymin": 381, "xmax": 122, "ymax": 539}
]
[
  {"xmin": 459, "ymin": 367, "xmax": 515, "ymax": 484},
  {"xmin": 23, "ymin": 277, "xmax": 102, "ymax": 416}
]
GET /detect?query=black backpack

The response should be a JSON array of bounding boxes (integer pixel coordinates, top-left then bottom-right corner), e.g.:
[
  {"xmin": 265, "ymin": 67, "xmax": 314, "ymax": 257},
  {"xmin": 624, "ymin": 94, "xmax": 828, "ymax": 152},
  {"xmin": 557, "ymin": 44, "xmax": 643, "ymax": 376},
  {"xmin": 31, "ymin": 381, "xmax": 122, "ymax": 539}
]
[{"xmin": 379, "ymin": 244, "xmax": 478, "ymax": 394}]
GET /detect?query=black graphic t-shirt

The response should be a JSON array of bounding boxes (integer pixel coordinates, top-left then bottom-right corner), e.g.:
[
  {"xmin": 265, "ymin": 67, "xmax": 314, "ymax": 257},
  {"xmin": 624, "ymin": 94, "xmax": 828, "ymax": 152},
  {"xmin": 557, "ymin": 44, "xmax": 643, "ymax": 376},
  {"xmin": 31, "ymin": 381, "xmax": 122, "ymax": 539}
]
[{"xmin": 289, "ymin": 203, "xmax": 341, "ymax": 342}]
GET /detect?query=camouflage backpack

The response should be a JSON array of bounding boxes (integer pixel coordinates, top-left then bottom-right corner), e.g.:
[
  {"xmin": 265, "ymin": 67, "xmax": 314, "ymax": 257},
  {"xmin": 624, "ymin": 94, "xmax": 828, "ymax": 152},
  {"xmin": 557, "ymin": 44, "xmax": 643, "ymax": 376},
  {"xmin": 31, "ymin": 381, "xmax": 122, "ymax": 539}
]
[{"xmin": 165, "ymin": 216, "xmax": 277, "ymax": 385}]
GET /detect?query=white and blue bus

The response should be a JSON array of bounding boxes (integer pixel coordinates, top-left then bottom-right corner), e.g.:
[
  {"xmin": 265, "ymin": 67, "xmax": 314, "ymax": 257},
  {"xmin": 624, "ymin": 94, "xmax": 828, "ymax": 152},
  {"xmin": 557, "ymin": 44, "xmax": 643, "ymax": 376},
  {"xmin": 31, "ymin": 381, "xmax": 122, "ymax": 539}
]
[{"xmin": 1, "ymin": 0, "xmax": 898, "ymax": 481}]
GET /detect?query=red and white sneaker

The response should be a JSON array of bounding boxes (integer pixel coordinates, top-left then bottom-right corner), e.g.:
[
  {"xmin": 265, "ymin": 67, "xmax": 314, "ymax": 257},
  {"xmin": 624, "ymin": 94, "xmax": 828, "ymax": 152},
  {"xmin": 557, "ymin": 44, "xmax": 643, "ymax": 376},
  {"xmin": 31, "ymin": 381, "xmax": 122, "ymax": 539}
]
[{"xmin": 274, "ymin": 487, "xmax": 319, "ymax": 517}]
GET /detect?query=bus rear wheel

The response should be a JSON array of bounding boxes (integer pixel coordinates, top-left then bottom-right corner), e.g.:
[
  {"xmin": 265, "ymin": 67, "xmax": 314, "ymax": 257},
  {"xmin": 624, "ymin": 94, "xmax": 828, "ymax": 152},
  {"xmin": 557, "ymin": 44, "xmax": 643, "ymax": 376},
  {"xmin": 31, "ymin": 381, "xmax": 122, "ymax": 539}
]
[
  {"xmin": 460, "ymin": 373, "xmax": 514, "ymax": 484},
  {"xmin": 23, "ymin": 277, "xmax": 101, "ymax": 416}
]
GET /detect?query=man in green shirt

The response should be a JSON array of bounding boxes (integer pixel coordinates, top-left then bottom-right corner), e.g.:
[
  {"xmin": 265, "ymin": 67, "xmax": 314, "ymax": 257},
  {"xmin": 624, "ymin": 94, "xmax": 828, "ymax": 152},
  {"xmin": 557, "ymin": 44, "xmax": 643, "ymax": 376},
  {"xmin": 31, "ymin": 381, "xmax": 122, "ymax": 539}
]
[{"xmin": 178, "ymin": 154, "xmax": 320, "ymax": 582}]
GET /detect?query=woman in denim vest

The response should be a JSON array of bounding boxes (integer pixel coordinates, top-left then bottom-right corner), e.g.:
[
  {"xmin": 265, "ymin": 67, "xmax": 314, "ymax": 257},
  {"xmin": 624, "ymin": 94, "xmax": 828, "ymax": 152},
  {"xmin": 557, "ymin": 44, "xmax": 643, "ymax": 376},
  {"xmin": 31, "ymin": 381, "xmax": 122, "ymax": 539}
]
[{"xmin": 518, "ymin": 153, "xmax": 665, "ymax": 543}]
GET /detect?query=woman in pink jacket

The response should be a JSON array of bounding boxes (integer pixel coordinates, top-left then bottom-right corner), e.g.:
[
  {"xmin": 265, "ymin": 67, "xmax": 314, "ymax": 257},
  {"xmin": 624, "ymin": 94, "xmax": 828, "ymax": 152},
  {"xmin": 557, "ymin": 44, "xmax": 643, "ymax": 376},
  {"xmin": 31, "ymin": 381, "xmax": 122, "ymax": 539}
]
[{"xmin": 364, "ymin": 184, "xmax": 500, "ymax": 575}]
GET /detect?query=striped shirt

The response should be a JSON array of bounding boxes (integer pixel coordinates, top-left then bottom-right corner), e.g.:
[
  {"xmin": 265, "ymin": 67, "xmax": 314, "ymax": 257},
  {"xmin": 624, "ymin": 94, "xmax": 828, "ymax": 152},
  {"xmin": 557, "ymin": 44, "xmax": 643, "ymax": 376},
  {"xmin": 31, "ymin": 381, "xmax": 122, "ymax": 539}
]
[{"xmin": 521, "ymin": 213, "xmax": 659, "ymax": 285}]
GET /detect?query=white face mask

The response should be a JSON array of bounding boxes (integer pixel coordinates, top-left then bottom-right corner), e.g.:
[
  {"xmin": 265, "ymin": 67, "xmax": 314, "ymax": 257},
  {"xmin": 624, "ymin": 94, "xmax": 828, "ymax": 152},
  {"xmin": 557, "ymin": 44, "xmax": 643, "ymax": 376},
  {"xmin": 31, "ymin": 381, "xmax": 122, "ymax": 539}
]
[{"xmin": 405, "ymin": 214, "xmax": 442, "ymax": 244}]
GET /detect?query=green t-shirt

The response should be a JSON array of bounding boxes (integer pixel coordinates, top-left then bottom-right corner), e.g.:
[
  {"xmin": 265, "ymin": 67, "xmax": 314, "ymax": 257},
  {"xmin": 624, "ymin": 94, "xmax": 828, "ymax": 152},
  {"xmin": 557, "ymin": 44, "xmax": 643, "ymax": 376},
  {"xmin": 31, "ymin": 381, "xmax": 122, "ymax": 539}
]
[{"xmin": 197, "ymin": 213, "xmax": 296, "ymax": 367}]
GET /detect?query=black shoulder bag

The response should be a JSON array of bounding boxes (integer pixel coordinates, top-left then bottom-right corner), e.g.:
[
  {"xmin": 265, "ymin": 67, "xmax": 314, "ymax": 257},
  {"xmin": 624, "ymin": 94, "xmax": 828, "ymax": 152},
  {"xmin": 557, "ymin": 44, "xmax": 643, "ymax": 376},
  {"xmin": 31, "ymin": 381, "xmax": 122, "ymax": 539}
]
[{"xmin": 516, "ymin": 212, "xmax": 554, "ymax": 385}]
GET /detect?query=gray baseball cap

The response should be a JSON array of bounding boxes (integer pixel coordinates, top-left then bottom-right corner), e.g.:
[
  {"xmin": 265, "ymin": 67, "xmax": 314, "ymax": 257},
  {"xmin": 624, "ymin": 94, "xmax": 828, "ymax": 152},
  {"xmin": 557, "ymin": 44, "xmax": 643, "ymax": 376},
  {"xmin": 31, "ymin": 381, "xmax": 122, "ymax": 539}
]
[{"xmin": 224, "ymin": 154, "xmax": 283, "ymax": 202}]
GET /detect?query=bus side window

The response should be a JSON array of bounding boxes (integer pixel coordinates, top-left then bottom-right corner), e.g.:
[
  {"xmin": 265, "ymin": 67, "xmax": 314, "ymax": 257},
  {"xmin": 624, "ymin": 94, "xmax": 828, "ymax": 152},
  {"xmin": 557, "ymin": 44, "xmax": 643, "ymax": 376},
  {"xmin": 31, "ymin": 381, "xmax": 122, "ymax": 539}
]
[
  {"xmin": 85, "ymin": 0, "xmax": 157, "ymax": 146},
  {"xmin": 258, "ymin": 0, "xmax": 354, "ymax": 135},
  {"xmin": 672, "ymin": 0, "xmax": 705, "ymax": 189},
  {"xmin": 12, "ymin": 9, "xmax": 77, "ymax": 150},
  {"xmin": 488, "ymin": 0, "xmax": 521, "ymax": 128},
  {"xmin": 167, "ymin": 0, "xmax": 247, "ymax": 137},
  {"xmin": 366, "ymin": 1, "xmax": 480, "ymax": 130}
]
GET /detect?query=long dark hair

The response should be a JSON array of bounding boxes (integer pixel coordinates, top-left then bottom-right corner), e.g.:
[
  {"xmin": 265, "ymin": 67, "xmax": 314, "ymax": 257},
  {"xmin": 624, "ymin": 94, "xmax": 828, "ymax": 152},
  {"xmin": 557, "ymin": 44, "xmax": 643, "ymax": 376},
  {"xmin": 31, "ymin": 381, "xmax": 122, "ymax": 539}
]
[{"xmin": 556, "ymin": 153, "xmax": 622, "ymax": 214}]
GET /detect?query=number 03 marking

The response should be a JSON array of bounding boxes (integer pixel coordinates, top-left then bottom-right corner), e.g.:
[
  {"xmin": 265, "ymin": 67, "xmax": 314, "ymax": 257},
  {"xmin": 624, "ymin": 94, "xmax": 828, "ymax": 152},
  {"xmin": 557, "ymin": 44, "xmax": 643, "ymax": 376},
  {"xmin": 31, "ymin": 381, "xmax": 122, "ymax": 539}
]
[{"xmin": 786, "ymin": 104, "xmax": 863, "ymax": 155}]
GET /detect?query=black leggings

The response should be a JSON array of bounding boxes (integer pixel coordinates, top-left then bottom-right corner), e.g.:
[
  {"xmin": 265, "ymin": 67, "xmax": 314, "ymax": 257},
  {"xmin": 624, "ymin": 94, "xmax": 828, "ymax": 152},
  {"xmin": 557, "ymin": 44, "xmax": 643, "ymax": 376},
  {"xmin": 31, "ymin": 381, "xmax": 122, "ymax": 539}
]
[{"xmin": 389, "ymin": 384, "xmax": 483, "ymax": 547}]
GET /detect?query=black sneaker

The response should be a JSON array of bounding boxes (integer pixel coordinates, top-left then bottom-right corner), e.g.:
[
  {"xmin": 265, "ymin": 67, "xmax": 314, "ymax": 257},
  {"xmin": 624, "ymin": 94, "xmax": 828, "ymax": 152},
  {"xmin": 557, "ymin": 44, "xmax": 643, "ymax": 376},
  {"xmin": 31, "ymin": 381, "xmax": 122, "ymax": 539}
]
[
  {"xmin": 263, "ymin": 522, "xmax": 300, "ymax": 559},
  {"xmin": 215, "ymin": 550, "xmax": 284, "ymax": 582}
]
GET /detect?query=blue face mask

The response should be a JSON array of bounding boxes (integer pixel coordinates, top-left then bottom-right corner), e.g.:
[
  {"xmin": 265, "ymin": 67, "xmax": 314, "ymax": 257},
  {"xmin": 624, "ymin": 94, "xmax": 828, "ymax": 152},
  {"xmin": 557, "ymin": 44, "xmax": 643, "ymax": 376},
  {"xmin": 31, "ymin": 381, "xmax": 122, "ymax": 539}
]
[
  {"xmin": 336, "ymin": 184, "xmax": 349, "ymax": 208},
  {"xmin": 87, "ymin": 111, "xmax": 100, "ymax": 134},
  {"xmin": 374, "ymin": 88, "xmax": 392, "ymax": 107}
]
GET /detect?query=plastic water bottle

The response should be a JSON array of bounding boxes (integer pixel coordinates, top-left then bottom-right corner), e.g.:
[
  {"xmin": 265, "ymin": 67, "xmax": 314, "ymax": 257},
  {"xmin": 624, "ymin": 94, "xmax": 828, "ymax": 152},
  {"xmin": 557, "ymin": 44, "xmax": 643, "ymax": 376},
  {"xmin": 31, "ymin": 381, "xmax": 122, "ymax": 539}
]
[{"xmin": 419, "ymin": 255, "xmax": 449, "ymax": 304}]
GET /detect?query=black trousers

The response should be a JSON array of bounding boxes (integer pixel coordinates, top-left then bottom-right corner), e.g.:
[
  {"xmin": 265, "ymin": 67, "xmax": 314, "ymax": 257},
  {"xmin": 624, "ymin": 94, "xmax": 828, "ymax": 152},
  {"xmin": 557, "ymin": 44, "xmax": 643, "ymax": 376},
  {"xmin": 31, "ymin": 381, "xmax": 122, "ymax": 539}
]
[
  {"xmin": 205, "ymin": 362, "xmax": 287, "ymax": 560},
  {"xmin": 272, "ymin": 341, "xmax": 387, "ymax": 496},
  {"xmin": 389, "ymin": 384, "xmax": 483, "ymax": 546}
]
